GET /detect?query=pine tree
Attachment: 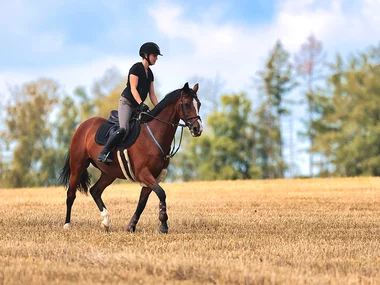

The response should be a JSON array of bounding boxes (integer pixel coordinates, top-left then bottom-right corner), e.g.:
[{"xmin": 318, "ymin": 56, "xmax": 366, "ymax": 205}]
[{"xmin": 255, "ymin": 41, "xmax": 295, "ymax": 178}]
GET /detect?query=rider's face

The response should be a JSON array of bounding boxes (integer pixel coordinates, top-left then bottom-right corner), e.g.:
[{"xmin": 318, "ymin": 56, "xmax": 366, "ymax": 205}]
[{"xmin": 149, "ymin": 54, "xmax": 158, "ymax": 65}]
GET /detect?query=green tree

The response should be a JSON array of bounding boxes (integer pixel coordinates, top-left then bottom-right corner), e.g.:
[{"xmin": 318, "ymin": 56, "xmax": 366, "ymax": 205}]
[
  {"xmin": 312, "ymin": 45, "xmax": 380, "ymax": 176},
  {"xmin": 55, "ymin": 95, "xmax": 79, "ymax": 149},
  {"xmin": 3, "ymin": 79, "xmax": 59, "ymax": 187},
  {"xmin": 74, "ymin": 87, "xmax": 96, "ymax": 122},
  {"xmin": 255, "ymin": 41, "xmax": 295, "ymax": 178},
  {"xmin": 53, "ymin": 95, "xmax": 79, "ymax": 175}
]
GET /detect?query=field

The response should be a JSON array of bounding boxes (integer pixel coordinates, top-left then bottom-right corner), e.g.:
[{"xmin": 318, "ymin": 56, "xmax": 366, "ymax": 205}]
[{"xmin": 0, "ymin": 178, "xmax": 380, "ymax": 285}]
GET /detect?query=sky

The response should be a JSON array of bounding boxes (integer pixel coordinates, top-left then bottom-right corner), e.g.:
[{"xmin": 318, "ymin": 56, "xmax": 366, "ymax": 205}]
[{"xmin": 1, "ymin": 0, "xmax": 379, "ymax": 176}]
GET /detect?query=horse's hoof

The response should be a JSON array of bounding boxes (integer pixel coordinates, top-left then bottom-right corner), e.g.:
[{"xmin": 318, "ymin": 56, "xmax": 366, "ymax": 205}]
[
  {"xmin": 126, "ymin": 225, "xmax": 136, "ymax": 232},
  {"xmin": 63, "ymin": 223, "xmax": 71, "ymax": 230},
  {"xmin": 101, "ymin": 223, "xmax": 110, "ymax": 232},
  {"xmin": 159, "ymin": 225, "xmax": 168, "ymax": 234}
]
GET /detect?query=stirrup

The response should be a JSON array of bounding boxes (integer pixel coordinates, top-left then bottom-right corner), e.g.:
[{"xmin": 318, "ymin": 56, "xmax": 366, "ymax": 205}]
[{"xmin": 97, "ymin": 151, "xmax": 113, "ymax": 164}]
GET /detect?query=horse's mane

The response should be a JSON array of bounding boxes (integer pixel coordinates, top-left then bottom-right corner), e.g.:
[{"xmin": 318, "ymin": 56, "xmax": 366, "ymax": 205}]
[{"xmin": 143, "ymin": 89, "xmax": 181, "ymax": 122}]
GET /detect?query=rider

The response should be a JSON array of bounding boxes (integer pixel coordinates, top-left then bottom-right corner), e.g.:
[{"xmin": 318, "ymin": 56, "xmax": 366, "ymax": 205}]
[{"xmin": 97, "ymin": 42, "xmax": 162, "ymax": 164}]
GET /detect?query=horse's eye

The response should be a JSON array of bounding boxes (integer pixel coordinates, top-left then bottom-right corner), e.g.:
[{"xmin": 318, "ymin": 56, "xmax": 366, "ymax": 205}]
[{"xmin": 184, "ymin": 103, "xmax": 190, "ymax": 108}]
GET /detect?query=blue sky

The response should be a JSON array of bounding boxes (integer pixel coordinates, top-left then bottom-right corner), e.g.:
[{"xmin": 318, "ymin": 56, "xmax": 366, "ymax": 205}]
[
  {"xmin": 0, "ymin": 0, "xmax": 274, "ymax": 70},
  {"xmin": 1, "ymin": 0, "xmax": 379, "ymax": 175}
]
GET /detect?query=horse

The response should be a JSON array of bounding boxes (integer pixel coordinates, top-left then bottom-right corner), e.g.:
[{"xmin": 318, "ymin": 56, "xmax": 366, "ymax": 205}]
[{"xmin": 59, "ymin": 82, "xmax": 203, "ymax": 233}]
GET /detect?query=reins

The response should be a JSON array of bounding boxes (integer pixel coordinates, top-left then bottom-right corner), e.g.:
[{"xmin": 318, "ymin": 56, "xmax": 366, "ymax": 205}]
[
  {"xmin": 137, "ymin": 94, "xmax": 201, "ymax": 160},
  {"xmin": 139, "ymin": 111, "xmax": 187, "ymax": 160},
  {"xmin": 139, "ymin": 111, "xmax": 187, "ymax": 127}
]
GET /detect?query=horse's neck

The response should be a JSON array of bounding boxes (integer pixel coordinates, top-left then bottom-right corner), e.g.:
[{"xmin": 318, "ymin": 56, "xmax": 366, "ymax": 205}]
[{"xmin": 148, "ymin": 102, "xmax": 180, "ymax": 149}]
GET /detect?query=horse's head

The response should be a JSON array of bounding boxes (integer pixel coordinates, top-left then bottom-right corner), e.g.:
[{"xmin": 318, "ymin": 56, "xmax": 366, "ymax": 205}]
[{"xmin": 178, "ymin": 82, "xmax": 203, "ymax": 137}]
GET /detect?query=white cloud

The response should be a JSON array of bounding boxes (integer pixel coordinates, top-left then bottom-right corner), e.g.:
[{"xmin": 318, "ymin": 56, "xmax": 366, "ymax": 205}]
[
  {"xmin": 149, "ymin": 0, "xmax": 380, "ymax": 95},
  {"xmin": 148, "ymin": 3, "xmax": 276, "ymax": 95},
  {"xmin": 0, "ymin": 56, "xmax": 134, "ymax": 102},
  {"xmin": 276, "ymin": 0, "xmax": 380, "ymax": 53}
]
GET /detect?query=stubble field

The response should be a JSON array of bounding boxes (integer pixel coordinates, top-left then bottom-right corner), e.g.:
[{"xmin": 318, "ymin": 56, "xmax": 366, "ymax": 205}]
[{"xmin": 0, "ymin": 178, "xmax": 380, "ymax": 285}]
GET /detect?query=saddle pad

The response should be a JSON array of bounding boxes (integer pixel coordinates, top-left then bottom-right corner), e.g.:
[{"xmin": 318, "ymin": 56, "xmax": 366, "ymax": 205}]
[{"xmin": 95, "ymin": 119, "xmax": 140, "ymax": 148}]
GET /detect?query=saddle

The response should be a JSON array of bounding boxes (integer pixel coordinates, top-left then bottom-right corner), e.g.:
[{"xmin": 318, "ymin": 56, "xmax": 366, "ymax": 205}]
[{"xmin": 95, "ymin": 110, "xmax": 141, "ymax": 148}]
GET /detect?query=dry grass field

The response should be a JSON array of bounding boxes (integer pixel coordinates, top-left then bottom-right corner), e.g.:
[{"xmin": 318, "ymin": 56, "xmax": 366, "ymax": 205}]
[{"xmin": 0, "ymin": 177, "xmax": 380, "ymax": 285}]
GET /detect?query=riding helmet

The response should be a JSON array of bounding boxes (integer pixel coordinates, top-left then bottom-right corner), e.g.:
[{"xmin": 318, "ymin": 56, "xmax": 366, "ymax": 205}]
[{"xmin": 139, "ymin": 42, "xmax": 163, "ymax": 57}]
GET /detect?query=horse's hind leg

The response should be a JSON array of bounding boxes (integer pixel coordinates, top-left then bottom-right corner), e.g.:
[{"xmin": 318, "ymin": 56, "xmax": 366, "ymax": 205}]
[
  {"xmin": 126, "ymin": 186, "xmax": 152, "ymax": 232},
  {"xmin": 90, "ymin": 174, "xmax": 115, "ymax": 231},
  {"xmin": 64, "ymin": 157, "xmax": 90, "ymax": 229},
  {"xmin": 64, "ymin": 181, "xmax": 79, "ymax": 229}
]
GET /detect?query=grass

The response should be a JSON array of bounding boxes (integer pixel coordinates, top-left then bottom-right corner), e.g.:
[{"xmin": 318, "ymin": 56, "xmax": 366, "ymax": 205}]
[{"xmin": 0, "ymin": 177, "xmax": 379, "ymax": 284}]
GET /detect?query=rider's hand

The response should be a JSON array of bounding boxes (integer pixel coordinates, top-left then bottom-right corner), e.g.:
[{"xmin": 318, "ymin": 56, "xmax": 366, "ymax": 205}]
[{"xmin": 137, "ymin": 102, "xmax": 149, "ymax": 113}]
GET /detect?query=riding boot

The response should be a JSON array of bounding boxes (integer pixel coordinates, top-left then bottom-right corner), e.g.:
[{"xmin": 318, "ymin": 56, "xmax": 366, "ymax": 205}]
[{"xmin": 97, "ymin": 128, "xmax": 126, "ymax": 164}]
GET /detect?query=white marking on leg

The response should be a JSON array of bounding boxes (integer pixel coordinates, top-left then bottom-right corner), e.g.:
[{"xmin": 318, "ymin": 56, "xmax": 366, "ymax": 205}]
[
  {"xmin": 100, "ymin": 207, "xmax": 111, "ymax": 228},
  {"xmin": 63, "ymin": 223, "xmax": 71, "ymax": 230}
]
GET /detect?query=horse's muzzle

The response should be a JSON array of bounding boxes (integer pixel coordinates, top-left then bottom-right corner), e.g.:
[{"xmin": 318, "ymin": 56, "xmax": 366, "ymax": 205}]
[{"xmin": 190, "ymin": 120, "xmax": 203, "ymax": 137}]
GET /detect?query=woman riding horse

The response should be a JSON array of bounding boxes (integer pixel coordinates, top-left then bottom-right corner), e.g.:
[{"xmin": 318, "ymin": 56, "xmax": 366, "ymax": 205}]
[
  {"xmin": 60, "ymin": 82, "xmax": 203, "ymax": 233},
  {"xmin": 97, "ymin": 42, "xmax": 162, "ymax": 164}
]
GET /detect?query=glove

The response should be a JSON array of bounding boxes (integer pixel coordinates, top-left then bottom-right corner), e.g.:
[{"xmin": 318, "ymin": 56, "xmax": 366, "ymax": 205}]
[{"xmin": 137, "ymin": 102, "xmax": 149, "ymax": 113}]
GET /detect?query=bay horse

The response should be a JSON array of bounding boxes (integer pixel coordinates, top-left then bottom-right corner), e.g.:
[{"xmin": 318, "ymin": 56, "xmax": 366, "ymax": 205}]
[{"xmin": 59, "ymin": 83, "xmax": 203, "ymax": 233}]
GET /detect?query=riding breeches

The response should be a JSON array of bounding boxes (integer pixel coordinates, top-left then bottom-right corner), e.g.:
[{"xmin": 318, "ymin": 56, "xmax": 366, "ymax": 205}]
[{"xmin": 118, "ymin": 97, "xmax": 136, "ymax": 132}]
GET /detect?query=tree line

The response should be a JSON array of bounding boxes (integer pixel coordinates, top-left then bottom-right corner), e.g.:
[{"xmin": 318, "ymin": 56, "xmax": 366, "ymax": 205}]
[{"xmin": 1, "ymin": 35, "xmax": 379, "ymax": 187}]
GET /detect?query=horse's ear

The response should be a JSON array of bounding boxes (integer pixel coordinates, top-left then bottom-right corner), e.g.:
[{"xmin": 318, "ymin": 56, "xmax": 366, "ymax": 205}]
[
  {"xmin": 193, "ymin": 83, "xmax": 199, "ymax": 93},
  {"xmin": 183, "ymin": 82, "xmax": 190, "ymax": 91}
]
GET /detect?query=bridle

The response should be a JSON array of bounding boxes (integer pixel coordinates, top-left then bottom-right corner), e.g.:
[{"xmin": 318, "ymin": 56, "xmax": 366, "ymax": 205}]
[
  {"xmin": 139, "ymin": 92, "xmax": 202, "ymax": 160},
  {"xmin": 179, "ymin": 92, "xmax": 202, "ymax": 129}
]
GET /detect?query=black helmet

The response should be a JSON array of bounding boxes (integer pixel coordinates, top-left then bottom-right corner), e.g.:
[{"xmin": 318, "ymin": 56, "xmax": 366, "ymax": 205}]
[{"xmin": 139, "ymin": 42, "xmax": 163, "ymax": 57}]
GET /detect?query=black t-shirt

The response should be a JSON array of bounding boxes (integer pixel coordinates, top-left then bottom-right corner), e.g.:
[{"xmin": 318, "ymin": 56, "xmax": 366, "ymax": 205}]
[{"xmin": 121, "ymin": 62, "xmax": 154, "ymax": 107}]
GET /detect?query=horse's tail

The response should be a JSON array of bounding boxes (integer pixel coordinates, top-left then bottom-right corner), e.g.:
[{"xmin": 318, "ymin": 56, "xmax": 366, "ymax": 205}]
[
  {"xmin": 58, "ymin": 150, "xmax": 91, "ymax": 194},
  {"xmin": 59, "ymin": 150, "xmax": 71, "ymax": 188}
]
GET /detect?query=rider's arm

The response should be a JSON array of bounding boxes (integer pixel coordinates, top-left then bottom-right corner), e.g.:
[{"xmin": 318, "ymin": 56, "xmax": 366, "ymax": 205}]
[
  {"xmin": 149, "ymin": 82, "xmax": 159, "ymax": 106},
  {"xmin": 129, "ymin": 74, "xmax": 143, "ymax": 104}
]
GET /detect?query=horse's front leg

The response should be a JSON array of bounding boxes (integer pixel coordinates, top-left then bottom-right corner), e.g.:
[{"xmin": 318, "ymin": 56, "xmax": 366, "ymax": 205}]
[
  {"xmin": 137, "ymin": 169, "xmax": 169, "ymax": 233},
  {"xmin": 126, "ymin": 186, "xmax": 152, "ymax": 232},
  {"xmin": 152, "ymin": 184, "xmax": 168, "ymax": 233}
]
